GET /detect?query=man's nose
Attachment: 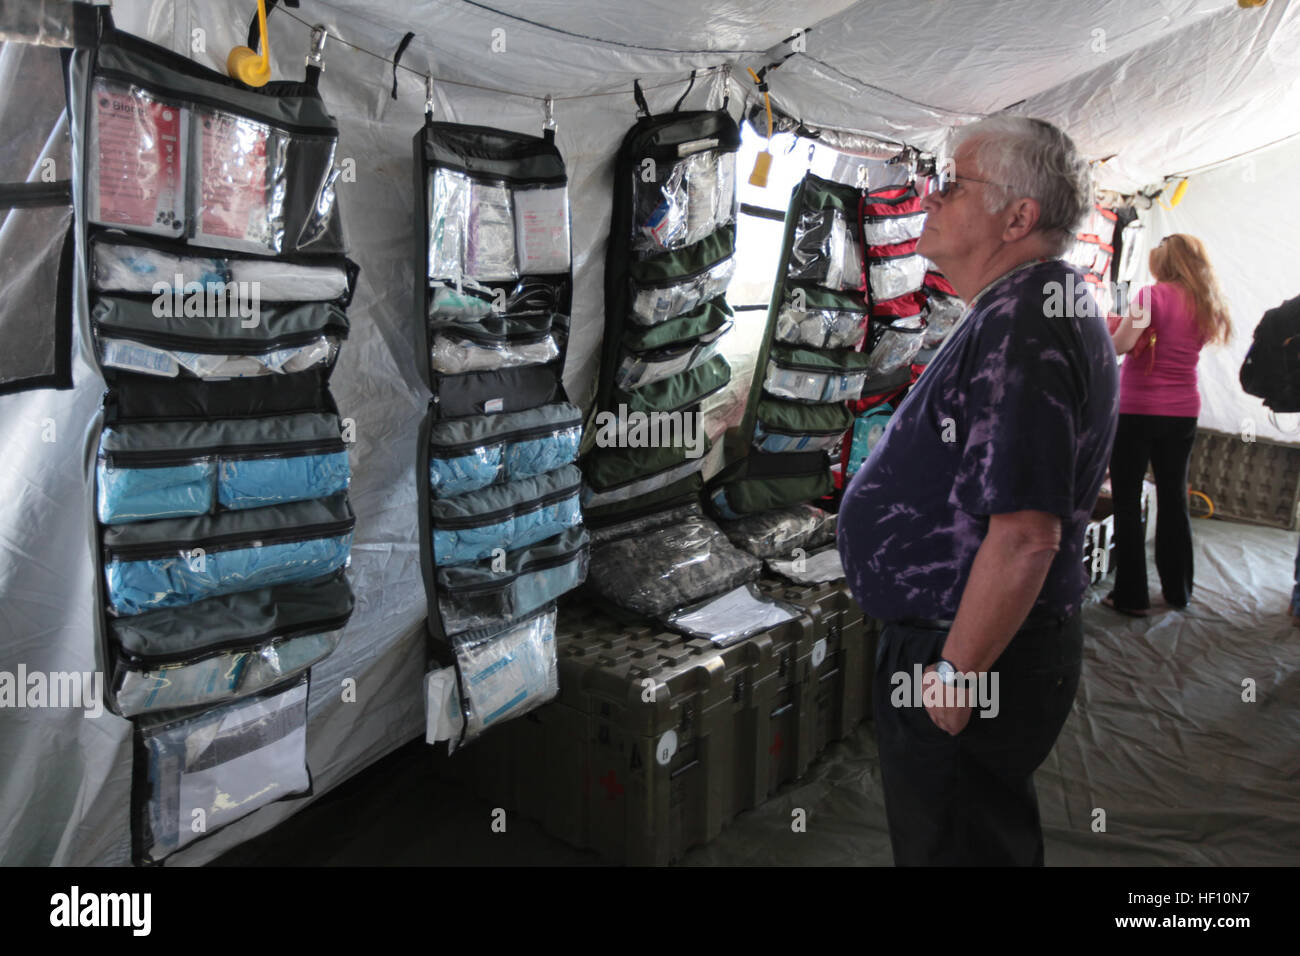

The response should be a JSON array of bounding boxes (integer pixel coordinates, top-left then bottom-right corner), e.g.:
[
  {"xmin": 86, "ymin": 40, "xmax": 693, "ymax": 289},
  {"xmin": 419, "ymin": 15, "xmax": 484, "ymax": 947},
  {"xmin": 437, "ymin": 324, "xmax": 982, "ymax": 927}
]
[{"xmin": 920, "ymin": 188, "xmax": 940, "ymax": 214}]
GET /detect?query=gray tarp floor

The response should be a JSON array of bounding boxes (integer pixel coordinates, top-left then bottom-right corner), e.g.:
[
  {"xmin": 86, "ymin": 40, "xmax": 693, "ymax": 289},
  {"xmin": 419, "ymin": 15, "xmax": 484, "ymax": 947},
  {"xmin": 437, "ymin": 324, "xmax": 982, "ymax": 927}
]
[{"xmin": 214, "ymin": 517, "xmax": 1300, "ymax": 866}]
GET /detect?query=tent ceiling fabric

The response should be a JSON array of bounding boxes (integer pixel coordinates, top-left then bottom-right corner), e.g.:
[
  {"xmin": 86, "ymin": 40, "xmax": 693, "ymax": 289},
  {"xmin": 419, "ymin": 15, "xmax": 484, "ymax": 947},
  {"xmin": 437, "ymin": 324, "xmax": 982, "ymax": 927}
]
[{"xmin": 306, "ymin": 0, "xmax": 1300, "ymax": 192}]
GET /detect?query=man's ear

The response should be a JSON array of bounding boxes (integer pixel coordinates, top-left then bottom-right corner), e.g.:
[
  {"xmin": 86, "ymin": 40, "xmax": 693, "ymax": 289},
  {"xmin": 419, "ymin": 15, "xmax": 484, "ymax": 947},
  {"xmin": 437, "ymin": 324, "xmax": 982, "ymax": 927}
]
[{"xmin": 1002, "ymin": 197, "xmax": 1042, "ymax": 242}]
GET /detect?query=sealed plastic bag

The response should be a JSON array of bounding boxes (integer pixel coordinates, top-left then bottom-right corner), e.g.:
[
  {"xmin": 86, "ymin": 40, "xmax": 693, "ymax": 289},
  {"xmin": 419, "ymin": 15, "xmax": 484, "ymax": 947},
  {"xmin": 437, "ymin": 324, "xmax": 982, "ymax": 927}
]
[
  {"xmin": 513, "ymin": 184, "xmax": 571, "ymax": 274},
  {"xmin": 428, "ymin": 167, "xmax": 471, "ymax": 281},
  {"xmin": 135, "ymin": 676, "xmax": 310, "ymax": 863},
  {"xmin": 190, "ymin": 107, "xmax": 287, "ymax": 254},
  {"xmin": 774, "ymin": 302, "xmax": 867, "ymax": 350},
  {"xmin": 719, "ymin": 503, "xmax": 837, "ymax": 559},
  {"xmin": 430, "ymin": 327, "xmax": 559, "ymax": 374},
  {"xmin": 467, "ymin": 180, "xmax": 518, "ymax": 280},
  {"xmin": 92, "ymin": 241, "xmax": 226, "ymax": 294},
  {"xmin": 450, "ymin": 605, "xmax": 558, "ymax": 750},
  {"xmin": 765, "ymin": 545, "xmax": 845, "ymax": 584},
  {"xmin": 436, "ymin": 526, "xmax": 588, "ymax": 635},
  {"xmin": 665, "ymin": 583, "xmax": 800, "ymax": 646},
  {"xmin": 428, "ymin": 402, "xmax": 582, "ymax": 498},
  {"xmin": 586, "ymin": 513, "xmax": 761, "ymax": 619}
]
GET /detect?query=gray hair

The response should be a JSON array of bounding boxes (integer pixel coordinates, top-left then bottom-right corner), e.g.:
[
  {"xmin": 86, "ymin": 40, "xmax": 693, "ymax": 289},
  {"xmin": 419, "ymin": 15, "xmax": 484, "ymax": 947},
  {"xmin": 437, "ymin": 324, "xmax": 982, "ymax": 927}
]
[{"xmin": 950, "ymin": 116, "xmax": 1093, "ymax": 255}]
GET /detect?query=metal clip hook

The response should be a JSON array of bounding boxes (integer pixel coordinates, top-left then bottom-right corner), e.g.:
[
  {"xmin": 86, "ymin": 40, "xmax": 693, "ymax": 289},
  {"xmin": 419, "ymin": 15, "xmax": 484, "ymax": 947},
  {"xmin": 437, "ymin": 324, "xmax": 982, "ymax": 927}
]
[
  {"xmin": 856, "ymin": 163, "xmax": 868, "ymax": 189},
  {"xmin": 306, "ymin": 24, "xmax": 328, "ymax": 70},
  {"xmin": 543, "ymin": 95, "xmax": 556, "ymax": 131},
  {"xmin": 425, "ymin": 74, "xmax": 436, "ymax": 118}
]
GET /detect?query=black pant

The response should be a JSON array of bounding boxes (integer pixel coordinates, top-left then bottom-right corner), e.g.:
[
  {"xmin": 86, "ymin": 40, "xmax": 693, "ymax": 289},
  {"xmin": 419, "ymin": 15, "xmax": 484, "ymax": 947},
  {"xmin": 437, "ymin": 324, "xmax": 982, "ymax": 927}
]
[
  {"xmin": 1108, "ymin": 413, "xmax": 1198, "ymax": 609},
  {"xmin": 873, "ymin": 613, "xmax": 1083, "ymax": 866}
]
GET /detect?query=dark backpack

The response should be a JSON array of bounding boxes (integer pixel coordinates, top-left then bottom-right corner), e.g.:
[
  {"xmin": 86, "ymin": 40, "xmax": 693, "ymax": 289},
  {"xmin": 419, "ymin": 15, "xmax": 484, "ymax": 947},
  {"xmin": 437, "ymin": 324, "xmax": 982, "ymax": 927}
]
[{"xmin": 1240, "ymin": 295, "xmax": 1300, "ymax": 413}]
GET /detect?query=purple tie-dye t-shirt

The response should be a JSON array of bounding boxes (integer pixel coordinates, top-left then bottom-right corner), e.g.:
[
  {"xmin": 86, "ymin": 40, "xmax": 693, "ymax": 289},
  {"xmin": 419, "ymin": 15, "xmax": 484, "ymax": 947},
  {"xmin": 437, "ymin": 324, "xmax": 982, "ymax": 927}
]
[{"xmin": 838, "ymin": 258, "xmax": 1119, "ymax": 622}]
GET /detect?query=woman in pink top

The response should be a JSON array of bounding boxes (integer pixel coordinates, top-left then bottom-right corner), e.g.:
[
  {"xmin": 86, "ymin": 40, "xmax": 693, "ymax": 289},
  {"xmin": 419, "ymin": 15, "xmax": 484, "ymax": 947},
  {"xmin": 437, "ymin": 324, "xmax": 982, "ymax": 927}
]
[{"xmin": 1104, "ymin": 233, "xmax": 1232, "ymax": 615}]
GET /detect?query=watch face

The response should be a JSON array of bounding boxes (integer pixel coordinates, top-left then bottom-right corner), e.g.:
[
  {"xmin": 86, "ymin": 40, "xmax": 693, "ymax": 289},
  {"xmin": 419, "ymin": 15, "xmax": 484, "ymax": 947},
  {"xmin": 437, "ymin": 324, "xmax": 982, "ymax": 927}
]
[{"xmin": 936, "ymin": 660, "xmax": 957, "ymax": 686}]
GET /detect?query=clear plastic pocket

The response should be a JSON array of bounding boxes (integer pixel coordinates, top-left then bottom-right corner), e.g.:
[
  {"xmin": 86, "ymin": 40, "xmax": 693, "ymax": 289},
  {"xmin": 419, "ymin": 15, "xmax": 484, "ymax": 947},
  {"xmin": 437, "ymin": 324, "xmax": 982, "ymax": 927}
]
[
  {"xmin": 862, "ymin": 211, "xmax": 927, "ymax": 246},
  {"xmin": 97, "ymin": 413, "xmax": 349, "ymax": 523},
  {"xmin": 629, "ymin": 256, "xmax": 734, "ymax": 326},
  {"xmin": 922, "ymin": 291, "xmax": 965, "ymax": 347},
  {"xmin": 866, "ymin": 314, "xmax": 927, "ymax": 375},
  {"xmin": 91, "ymin": 241, "xmax": 352, "ymax": 301},
  {"xmin": 430, "ymin": 329, "xmax": 560, "ymax": 374},
  {"xmin": 868, "ymin": 253, "xmax": 927, "ymax": 301},
  {"xmin": 762, "ymin": 361, "xmax": 866, "ymax": 403},
  {"xmin": 774, "ymin": 303, "xmax": 866, "ymax": 349},
  {"xmin": 431, "ymin": 466, "xmax": 583, "ymax": 566},
  {"xmin": 103, "ymin": 494, "xmax": 355, "ymax": 615},
  {"xmin": 787, "ymin": 208, "xmax": 863, "ymax": 291},
  {"xmin": 428, "ymin": 171, "xmax": 570, "ymax": 283},
  {"xmin": 135, "ymin": 677, "xmax": 310, "ymax": 863},
  {"xmin": 613, "ymin": 325, "xmax": 727, "ymax": 391},
  {"xmin": 436, "ymin": 527, "xmax": 588, "ymax": 635},
  {"xmin": 632, "ymin": 149, "xmax": 737, "ymax": 255},
  {"xmin": 752, "ymin": 422, "xmax": 845, "ymax": 454},
  {"xmin": 99, "ymin": 334, "xmax": 340, "ymax": 380},
  {"xmin": 429, "ymin": 404, "xmax": 582, "ymax": 498}
]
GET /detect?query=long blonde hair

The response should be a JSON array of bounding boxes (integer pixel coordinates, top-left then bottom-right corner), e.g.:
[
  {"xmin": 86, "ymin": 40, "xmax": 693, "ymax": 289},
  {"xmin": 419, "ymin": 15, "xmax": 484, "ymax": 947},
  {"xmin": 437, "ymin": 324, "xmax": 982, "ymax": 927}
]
[{"xmin": 1148, "ymin": 233, "xmax": 1232, "ymax": 345}]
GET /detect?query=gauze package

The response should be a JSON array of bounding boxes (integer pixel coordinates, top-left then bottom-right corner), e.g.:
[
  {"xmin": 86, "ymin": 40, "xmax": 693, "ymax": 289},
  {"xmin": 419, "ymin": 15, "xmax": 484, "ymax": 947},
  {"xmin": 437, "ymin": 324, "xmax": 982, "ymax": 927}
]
[
  {"xmin": 513, "ymin": 185, "xmax": 570, "ymax": 274},
  {"xmin": 467, "ymin": 180, "xmax": 518, "ymax": 281}
]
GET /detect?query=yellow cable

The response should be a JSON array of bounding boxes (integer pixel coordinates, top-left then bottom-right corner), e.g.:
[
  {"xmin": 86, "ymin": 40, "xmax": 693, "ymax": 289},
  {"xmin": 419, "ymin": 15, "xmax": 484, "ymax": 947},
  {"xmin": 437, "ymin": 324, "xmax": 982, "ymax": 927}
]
[{"xmin": 1189, "ymin": 489, "xmax": 1214, "ymax": 518}]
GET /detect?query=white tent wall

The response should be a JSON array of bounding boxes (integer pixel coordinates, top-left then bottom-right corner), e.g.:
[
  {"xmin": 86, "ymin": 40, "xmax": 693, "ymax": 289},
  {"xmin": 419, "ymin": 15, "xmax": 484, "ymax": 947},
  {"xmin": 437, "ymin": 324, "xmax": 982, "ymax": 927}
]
[
  {"xmin": 3, "ymin": 0, "xmax": 1300, "ymax": 865},
  {"xmin": 1138, "ymin": 135, "xmax": 1300, "ymax": 444}
]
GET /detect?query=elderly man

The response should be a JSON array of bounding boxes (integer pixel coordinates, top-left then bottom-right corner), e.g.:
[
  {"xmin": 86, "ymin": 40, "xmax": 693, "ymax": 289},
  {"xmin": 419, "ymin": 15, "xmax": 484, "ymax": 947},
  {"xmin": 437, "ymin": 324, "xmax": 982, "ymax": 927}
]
[{"xmin": 839, "ymin": 116, "xmax": 1119, "ymax": 866}]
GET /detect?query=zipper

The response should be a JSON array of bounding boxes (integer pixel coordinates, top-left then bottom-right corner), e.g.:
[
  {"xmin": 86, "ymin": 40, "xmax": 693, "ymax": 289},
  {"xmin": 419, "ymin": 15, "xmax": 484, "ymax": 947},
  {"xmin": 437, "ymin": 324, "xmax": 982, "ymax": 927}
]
[
  {"xmin": 757, "ymin": 422, "xmax": 848, "ymax": 439},
  {"xmin": 633, "ymin": 252, "xmax": 734, "ymax": 290},
  {"xmin": 95, "ymin": 322, "xmax": 347, "ymax": 355},
  {"xmin": 430, "ymin": 418, "xmax": 582, "ymax": 457},
  {"xmin": 433, "ymin": 480, "xmax": 581, "ymax": 530},
  {"xmin": 106, "ymin": 516, "xmax": 355, "ymax": 562},
  {"xmin": 770, "ymin": 354, "xmax": 869, "ymax": 375},
  {"xmin": 103, "ymin": 436, "xmax": 345, "ymax": 469},
  {"xmin": 95, "ymin": 66, "xmax": 339, "ymax": 137},
  {"xmin": 116, "ymin": 610, "xmax": 352, "ymax": 668},
  {"xmin": 623, "ymin": 368, "xmax": 729, "ymax": 415},
  {"xmin": 439, "ymin": 545, "xmax": 586, "ymax": 595},
  {"xmin": 870, "ymin": 249, "xmax": 924, "ymax": 262},
  {"xmin": 437, "ymin": 324, "xmax": 553, "ymax": 347}
]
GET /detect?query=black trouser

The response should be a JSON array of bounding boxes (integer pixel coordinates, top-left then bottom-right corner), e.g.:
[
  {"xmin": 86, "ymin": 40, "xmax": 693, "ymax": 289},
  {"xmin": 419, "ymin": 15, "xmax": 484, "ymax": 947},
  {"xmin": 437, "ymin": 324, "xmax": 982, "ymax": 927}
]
[
  {"xmin": 1108, "ymin": 413, "xmax": 1198, "ymax": 609},
  {"xmin": 873, "ymin": 613, "xmax": 1083, "ymax": 866}
]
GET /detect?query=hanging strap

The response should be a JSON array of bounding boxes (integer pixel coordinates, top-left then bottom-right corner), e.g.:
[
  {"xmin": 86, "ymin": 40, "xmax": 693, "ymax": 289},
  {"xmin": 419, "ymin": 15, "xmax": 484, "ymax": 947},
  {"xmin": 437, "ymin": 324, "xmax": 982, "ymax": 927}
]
[
  {"xmin": 632, "ymin": 79, "xmax": 650, "ymax": 117},
  {"xmin": 247, "ymin": 0, "xmax": 298, "ymax": 51},
  {"xmin": 673, "ymin": 69, "xmax": 698, "ymax": 112},
  {"xmin": 390, "ymin": 31, "xmax": 415, "ymax": 100}
]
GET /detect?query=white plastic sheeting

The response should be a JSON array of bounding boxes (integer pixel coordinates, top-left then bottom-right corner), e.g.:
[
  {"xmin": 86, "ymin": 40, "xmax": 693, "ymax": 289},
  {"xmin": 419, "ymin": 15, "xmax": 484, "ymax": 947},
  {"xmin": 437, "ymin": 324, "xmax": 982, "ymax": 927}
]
[{"xmin": 2, "ymin": 0, "xmax": 1300, "ymax": 865}]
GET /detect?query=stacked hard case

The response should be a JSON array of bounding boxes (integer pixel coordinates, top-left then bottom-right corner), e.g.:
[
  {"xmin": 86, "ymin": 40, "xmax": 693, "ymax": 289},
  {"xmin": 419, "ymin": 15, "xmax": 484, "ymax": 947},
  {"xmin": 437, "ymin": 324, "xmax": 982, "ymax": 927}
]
[
  {"xmin": 414, "ymin": 119, "xmax": 587, "ymax": 751},
  {"xmin": 72, "ymin": 20, "xmax": 358, "ymax": 864}
]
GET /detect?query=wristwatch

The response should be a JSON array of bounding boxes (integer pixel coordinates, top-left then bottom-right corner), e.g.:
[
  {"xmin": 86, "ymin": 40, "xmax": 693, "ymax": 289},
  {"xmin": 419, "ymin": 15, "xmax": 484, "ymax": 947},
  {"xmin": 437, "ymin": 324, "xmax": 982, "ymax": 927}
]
[{"xmin": 934, "ymin": 658, "xmax": 972, "ymax": 689}]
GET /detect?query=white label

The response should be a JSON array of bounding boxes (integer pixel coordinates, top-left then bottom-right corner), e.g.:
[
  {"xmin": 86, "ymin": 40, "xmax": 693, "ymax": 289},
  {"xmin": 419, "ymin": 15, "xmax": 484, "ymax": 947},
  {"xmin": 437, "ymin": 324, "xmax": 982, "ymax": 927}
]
[
  {"xmin": 811, "ymin": 638, "xmax": 827, "ymax": 669},
  {"xmin": 677, "ymin": 137, "xmax": 719, "ymax": 157},
  {"xmin": 101, "ymin": 338, "xmax": 179, "ymax": 377},
  {"xmin": 656, "ymin": 729, "xmax": 678, "ymax": 766},
  {"xmin": 484, "ymin": 398, "xmax": 505, "ymax": 414}
]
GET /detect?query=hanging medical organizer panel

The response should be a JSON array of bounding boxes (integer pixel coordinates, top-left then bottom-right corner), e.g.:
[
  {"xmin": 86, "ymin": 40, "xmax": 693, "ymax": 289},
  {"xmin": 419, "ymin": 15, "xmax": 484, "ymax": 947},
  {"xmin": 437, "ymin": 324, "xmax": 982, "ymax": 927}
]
[
  {"xmin": 579, "ymin": 105, "xmax": 740, "ymax": 527},
  {"xmin": 413, "ymin": 120, "xmax": 586, "ymax": 750},
  {"xmin": 71, "ymin": 19, "xmax": 357, "ymax": 863}
]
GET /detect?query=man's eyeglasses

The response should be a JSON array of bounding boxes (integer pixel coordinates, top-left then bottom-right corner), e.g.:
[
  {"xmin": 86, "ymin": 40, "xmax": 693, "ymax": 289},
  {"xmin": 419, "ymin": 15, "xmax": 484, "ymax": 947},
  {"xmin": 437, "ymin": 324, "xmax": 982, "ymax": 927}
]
[{"xmin": 934, "ymin": 168, "xmax": 1015, "ymax": 198}]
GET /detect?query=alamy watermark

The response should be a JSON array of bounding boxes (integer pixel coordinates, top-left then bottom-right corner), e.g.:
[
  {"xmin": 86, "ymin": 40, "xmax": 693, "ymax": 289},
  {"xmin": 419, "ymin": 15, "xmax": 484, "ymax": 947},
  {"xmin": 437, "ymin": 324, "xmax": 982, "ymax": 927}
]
[
  {"xmin": 152, "ymin": 276, "xmax": 261, "ymax": 328},
  {"xmin": 591, "ymin": 405, "xmax": 706, "ymax": 458},
  {"xmin": 890, "ymin": 664, "xmax": 1000, "ymax": 719},
  {"xmin": 1041, "ymin": 272, "xmax": 1150, "ymax": 328},
  {"xmin": 0, "ymin": 666, "xmax": 103, "ymax": 718}
]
